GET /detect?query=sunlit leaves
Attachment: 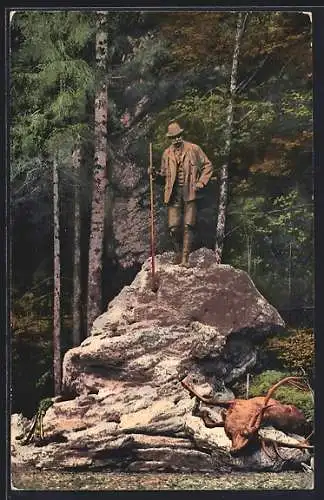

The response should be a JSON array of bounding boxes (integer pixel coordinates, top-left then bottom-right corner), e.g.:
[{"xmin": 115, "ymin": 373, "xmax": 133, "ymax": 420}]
[
  {"xmin": 49, "ymin": 89, "xmax": 88, "ymax": 122},
  {"xmin": 153, "ymin": 87, "xmax": 228, "ymax": 158},
  {"xmin": 265, "ymin": 329, "xmax": 314, "ymax": 378},
  {"xmin": 268, "ymin": 189, "xmax": 313, "ymax": 245}
]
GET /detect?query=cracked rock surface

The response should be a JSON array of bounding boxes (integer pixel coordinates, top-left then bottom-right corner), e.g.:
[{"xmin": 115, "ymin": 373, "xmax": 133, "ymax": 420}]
[{"xmin": 12, "ymin": 249, "xmax": 309, "ymax": 472}]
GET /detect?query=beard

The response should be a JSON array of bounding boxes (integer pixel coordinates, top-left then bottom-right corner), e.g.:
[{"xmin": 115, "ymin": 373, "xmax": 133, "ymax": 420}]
[{"xmin": 172, "ymin": 137, "xmax": 183, "ymax": 148}]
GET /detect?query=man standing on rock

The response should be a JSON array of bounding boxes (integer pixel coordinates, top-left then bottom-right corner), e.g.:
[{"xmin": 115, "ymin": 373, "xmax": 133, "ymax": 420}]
[{"xmin": 149, "ymin": 121, "xmax": 213, "ymax": 266}]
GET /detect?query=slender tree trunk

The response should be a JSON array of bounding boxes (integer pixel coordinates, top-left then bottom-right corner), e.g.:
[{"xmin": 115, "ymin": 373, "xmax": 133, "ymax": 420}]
[
  {"xmin": 246, "ymin": 373, "xmax": 250, "ymax": 399},
  {"xmin": 53, "ymin": 156, "xmax": 62, "ymax": 395},
  {"xmin": 72, "ymin": 147, "xmax": 82, "ymax": 346},
  {"xmin": 288, "ymin": 241, "xmax": 292, "ymax": 309},
  {"xmin": 247, "ymin": 234, "xmax": 252, "ymax": 275},
  {"xmin": 87, "ymin": 12, "xmax": 108, "ymax": 335},
  {"xmin": 215, "ymin": 12, "xmax": 248, "ymax": 263}
]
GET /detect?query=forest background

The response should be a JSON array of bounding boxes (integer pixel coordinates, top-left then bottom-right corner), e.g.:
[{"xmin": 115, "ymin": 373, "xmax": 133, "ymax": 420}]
[{"xmin": 9, "ymin": 10, "xmax": 314, "ymax": 418}]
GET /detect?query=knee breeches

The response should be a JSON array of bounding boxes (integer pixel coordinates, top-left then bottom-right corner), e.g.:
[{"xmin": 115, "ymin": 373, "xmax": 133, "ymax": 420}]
[{"xmin": 167, "ymin": 200, "xmax": 197, "ymax": 230}]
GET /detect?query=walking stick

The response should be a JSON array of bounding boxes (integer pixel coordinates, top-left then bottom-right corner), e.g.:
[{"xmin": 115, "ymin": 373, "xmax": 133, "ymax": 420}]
[{"xmin": 149, "ymin": 142, "xmax": 159, "ymax": 292}]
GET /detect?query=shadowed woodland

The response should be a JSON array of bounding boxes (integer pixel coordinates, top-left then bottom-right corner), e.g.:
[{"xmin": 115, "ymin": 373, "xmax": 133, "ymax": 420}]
[{"xmin": 10, "ymin": 11, "xmax": 314, "ymax": 418}]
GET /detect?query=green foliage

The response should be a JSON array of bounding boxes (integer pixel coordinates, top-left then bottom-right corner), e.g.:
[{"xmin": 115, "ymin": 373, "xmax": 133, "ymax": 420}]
[
  {"xmin": 124, "ymin": 34, "xmax": 171, "ymax": 78},
  {"xmin": 248, "ymin": 370, "xmax": 314, "ymax": 422},
  {"xmin": 153, "ymin": 87, "xmax": 228, "ymax": 160},
  {"xmin": 233, "ymin": 97, "xmax": 277, "ymax": 149},
  {"xmin": 267, "ymin": 190, "xmax": 313, "ymax": 245},
  {"xmin": 11, "ymin": 11, "xmax": 95, "ymax": 166},
  {"xmin": 10, "ymin": 11, "xmax": 313, "ymax": 415},
  {"xmin": 265, "ymin": 328, "xmax": 314, "ymax": 377},
  {"xmin": 152, "ymin": 12, "xmax": 313, "ymax": 315},
  {"xmin": 225, "ymin": 186, "xmax": 313, "ymax": 309},
  {"xmin": 280, "ymin": 90, "xmax": 312, "ymax": 129}
]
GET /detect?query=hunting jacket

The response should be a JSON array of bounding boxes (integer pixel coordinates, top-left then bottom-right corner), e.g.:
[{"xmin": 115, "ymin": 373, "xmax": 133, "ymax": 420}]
[{"xmin": 160, "ymin": 141, "xmax": 213, "ymax": 204}]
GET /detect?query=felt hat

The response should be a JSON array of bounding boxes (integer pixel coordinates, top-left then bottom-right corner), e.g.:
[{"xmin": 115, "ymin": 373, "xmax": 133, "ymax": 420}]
[{"xmin": 166, "ymin": 121, "xmax": 184, "ymax": 138}]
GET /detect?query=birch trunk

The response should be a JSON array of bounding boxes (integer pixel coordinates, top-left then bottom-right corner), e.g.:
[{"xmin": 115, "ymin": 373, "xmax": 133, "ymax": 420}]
[
  {"xmin": 288, "ymin": 241, "xmax": 292, "ymax": 309},
  {"xmin": 53, "ymin": 156, "xmax": 61, "ymax": 395},
  {"xmin": 72, "ymin": 147, "xmax": 82, "ymax": 346},
  {"xmin": 215, "ymin": 12, "xmax": 248, "ymax": 263},
  {"xmin": 87, "ymin": 12, "xmax": 108, "ymax": 335},
  {"xmin": 247, "ymin": 234, "xmax": 252, "ymax": 275}
]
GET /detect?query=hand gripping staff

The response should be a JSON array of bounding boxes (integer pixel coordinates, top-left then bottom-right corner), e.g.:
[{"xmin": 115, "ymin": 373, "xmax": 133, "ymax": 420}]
[{"xmin": 149, "ymin": 143, "xmax": 159, "ymax": 292}]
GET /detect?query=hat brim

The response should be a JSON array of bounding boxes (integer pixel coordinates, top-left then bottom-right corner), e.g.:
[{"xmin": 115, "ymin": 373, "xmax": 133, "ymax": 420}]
[{"xmin": 166, "ymin": 129, "xmax": 184, "ymax": 138}]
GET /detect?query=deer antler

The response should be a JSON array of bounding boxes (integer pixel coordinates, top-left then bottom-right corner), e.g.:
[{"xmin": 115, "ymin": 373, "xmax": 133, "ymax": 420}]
[
  {"xmin": 264, "ymin": 377, "xmax": 306, "ymax": 405},
  {"xmin": 180, "ymin": 375, "xmax": 234, "ymax": 408},
  {"xmin": 260, "ymin": 438, "xmax": 287, "ymax": 462},
  {"xmin": 247, "ymin": 376, "xmax": 306, "ymax": 435},
  {"xmin": 261, "ymin": 436, "xmax": 314, "ymax": 451}
]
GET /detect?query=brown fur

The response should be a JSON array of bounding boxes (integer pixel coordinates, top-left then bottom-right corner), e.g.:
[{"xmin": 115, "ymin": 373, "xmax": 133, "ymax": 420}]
[{"xmin": 181, "ymin": 375, "xmax": 309, "ymax": 454}]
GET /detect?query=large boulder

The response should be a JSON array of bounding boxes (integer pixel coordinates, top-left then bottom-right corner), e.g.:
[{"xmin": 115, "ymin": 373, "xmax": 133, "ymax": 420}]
[
  {"xmin": 11, "ymin": 249, "xmax": 310, "ymax": 472},
  {"xmin": 63, "ymin": 248, "xmax": 284, "ymax": 396}
]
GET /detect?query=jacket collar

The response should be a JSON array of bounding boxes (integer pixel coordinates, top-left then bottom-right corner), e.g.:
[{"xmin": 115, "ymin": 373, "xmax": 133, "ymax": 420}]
[{"xmin": 169, "ymin": 140, "xmax": 190, "ymax": 163}]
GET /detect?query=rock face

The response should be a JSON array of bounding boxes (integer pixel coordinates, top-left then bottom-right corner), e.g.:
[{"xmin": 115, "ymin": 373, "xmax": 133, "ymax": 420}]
[{"xmin": 11, "ymin": 249, "xmax": 310, "ymax": 473}]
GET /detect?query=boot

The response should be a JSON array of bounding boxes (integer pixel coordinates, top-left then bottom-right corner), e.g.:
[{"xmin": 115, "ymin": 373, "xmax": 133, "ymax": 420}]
[
  {"xmin": 170, "ymin": 227, "xmax": 182, "ymax": 264},
  {"xmin": 180, "ymin": 226, "xmax": 193, "ymax": 267}
]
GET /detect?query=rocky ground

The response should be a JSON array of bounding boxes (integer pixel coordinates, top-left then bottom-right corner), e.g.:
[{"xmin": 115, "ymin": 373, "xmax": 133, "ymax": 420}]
[{"xmin": 11, "ymin": 467, "xmax": 314, "ymax": 491}]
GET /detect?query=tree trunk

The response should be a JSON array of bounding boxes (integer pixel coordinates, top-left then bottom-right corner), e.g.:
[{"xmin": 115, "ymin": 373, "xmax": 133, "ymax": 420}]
[
  {"xmin": 215, "ymin": 12, "xmax": 248, "ymax": 263},
  {"xmin": 53, "ymin": 156, "xmax": 62, "ymax": 396},
  {"xmin": 72, "ymin": 147, "xmax": 82, "ymax": 346},
  {"xmin": 288, "ymin": 241, "xmax": 292, "ymax": 309},
  {"xmin": 87, "ymin": 12, "xmax": 108, "ymax": 335},
  {"xmin": 247, "ymin": 234, "xmax": 252, "ymax": 275}
]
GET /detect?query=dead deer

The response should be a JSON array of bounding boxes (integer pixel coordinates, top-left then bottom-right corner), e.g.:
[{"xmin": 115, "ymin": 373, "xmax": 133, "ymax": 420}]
[{"xmin": 181, "ymin": 375, "xmax": 314, "ymax": 457}]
